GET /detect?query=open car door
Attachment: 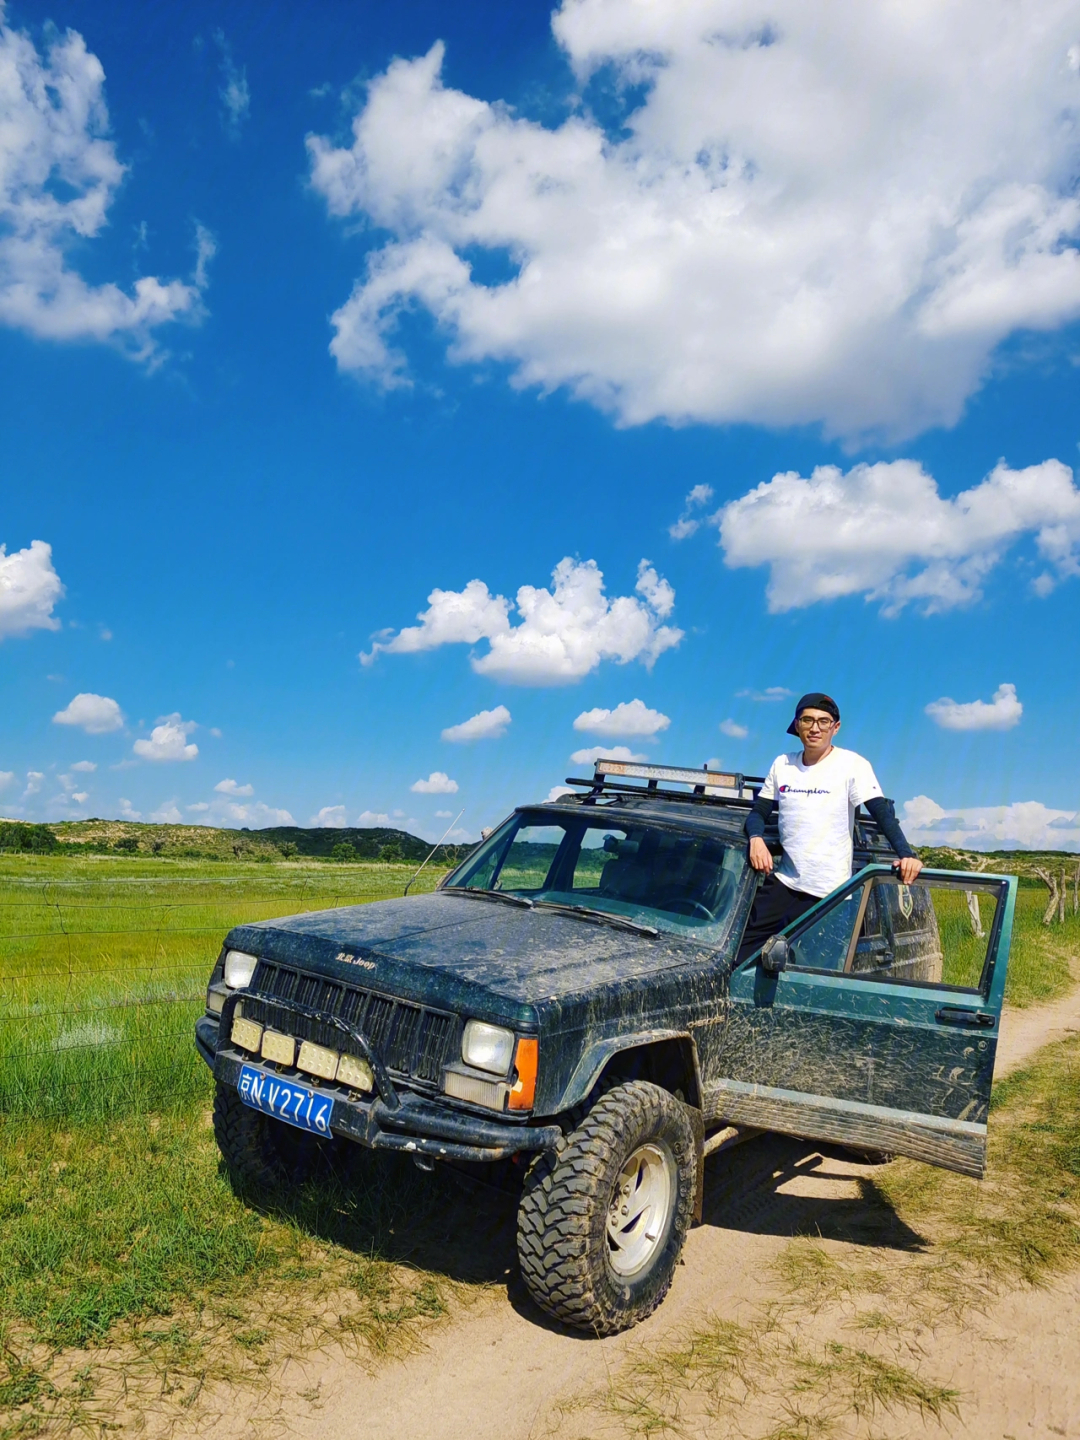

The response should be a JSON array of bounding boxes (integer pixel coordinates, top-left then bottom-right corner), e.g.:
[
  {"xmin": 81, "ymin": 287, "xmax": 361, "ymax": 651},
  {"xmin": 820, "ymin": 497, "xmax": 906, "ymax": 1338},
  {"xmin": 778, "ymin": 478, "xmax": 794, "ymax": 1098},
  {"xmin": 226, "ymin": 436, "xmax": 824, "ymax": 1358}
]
[{"xmin": 708, "ymin": 866, "xmax": 1016, "ymax": 1177}]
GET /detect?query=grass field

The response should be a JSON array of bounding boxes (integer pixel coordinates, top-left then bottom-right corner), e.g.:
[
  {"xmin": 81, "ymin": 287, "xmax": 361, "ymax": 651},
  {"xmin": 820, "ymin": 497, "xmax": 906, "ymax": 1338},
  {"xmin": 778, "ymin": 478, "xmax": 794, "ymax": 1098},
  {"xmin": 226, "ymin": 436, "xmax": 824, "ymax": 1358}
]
[
  {"xmin": 0, "ymin": 851, "xmax": 1076, "ymax": 1435},
  {"xmin": 0, "ymin": 854, "xmax": 441, "ymax": 1121}
]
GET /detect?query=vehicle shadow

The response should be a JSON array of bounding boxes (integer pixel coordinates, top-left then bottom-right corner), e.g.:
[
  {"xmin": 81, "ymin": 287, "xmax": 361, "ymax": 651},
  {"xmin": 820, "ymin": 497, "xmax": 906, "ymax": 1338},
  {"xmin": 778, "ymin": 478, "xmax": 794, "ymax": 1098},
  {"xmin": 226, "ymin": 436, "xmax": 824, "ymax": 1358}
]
[
  {"xmin": 224, "ymin": 1147, "xmax": 522, "ymax": 1288},
  {"xmin": 226, "ymin": 1129, "xmax": 925, "ymax": 1326},
  {"xmin": 700, "ymin": 1131, "xmax": 928, "ymax": 1251}
]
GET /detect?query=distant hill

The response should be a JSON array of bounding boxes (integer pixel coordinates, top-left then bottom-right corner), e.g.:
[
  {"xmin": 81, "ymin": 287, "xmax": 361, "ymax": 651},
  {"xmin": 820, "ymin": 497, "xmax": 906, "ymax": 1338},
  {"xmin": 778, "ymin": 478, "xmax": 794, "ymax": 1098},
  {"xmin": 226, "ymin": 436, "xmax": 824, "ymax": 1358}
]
[{"xmin": 0, "ymin": 816, "xmax": 472, "ymax": 866}]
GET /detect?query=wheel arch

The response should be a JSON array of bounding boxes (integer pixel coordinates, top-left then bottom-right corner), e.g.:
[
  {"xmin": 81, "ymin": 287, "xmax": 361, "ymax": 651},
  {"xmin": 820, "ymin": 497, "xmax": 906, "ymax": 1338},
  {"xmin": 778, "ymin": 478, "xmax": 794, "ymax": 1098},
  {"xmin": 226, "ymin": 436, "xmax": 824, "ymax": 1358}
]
[{"xmin": 558, "ymin": 1030, "xmax": 703, "ymax": 1113}]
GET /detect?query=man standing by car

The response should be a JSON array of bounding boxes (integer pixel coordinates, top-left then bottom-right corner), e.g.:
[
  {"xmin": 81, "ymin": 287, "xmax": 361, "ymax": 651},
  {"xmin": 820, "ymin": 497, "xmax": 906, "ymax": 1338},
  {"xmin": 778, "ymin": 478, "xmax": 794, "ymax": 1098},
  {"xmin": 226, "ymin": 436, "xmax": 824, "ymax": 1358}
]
[{"xmin": 737, "ymin": 692, "xmax": 923, "ymax": 961}]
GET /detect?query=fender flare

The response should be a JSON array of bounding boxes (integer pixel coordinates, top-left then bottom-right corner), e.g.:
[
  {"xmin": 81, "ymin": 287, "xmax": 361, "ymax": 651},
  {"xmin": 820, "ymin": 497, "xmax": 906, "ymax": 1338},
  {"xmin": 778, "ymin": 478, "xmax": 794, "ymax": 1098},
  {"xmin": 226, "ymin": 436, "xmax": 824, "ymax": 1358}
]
[{"xmin": 558, "ymin": 1028, "xmax": 704, "ymax": 1113}]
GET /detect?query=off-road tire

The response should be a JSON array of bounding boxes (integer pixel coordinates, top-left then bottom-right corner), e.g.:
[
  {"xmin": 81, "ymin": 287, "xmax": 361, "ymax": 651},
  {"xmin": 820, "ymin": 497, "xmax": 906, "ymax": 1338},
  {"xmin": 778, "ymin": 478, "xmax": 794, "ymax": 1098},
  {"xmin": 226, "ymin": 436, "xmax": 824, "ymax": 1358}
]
[
  {"xmin": 516, "ymin": 1081, "xmax": 696, "ymax": 1334},
  {"xmin": 212, "ymin": 1079, "xmax": 330, "ymax": 1192}
]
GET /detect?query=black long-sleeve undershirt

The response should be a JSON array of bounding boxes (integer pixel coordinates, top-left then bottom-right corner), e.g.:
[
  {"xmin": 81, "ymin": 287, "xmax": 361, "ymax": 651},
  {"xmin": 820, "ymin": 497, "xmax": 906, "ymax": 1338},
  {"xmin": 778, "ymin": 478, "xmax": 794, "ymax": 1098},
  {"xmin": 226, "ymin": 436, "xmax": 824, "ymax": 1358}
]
[{"xmin": 743, "ymin": 793, "xmax": 915, "ymax": 859}]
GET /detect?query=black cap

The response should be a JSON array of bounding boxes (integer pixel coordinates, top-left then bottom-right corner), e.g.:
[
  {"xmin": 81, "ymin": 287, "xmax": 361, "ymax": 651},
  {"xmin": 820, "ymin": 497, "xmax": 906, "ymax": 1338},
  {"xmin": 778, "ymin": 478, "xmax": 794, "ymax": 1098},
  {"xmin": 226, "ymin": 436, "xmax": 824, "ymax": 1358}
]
[{"xmin": 787, "ymin": 692, "xmax": 840, "ymax": 737}]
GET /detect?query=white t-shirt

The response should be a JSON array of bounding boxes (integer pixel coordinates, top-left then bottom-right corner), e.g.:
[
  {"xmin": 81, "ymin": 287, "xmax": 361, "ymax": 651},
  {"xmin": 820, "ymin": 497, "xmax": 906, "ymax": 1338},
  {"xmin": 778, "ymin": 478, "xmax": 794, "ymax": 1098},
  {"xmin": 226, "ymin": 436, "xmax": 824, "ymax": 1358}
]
[{"xmin": 758, "ymin": 746, "xmax": 884, "ymax": 899}]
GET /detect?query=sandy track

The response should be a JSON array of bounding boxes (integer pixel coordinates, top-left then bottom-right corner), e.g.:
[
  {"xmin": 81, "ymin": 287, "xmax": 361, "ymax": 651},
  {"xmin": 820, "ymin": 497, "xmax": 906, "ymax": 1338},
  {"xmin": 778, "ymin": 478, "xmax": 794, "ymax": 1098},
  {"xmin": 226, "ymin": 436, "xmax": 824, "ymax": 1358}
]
[{"xmin": 176, "ymin": 974, "xmax": 1080, "ymax": 1440}]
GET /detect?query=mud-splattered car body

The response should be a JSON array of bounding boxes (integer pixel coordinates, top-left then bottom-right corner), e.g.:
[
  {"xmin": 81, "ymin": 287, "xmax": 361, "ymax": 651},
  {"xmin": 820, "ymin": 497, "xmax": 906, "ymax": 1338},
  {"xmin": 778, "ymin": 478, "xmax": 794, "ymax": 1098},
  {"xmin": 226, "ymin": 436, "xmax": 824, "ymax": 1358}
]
[{"xmin": 196, "ymin": 762, "xmax": 1015, "ymax": 1186}]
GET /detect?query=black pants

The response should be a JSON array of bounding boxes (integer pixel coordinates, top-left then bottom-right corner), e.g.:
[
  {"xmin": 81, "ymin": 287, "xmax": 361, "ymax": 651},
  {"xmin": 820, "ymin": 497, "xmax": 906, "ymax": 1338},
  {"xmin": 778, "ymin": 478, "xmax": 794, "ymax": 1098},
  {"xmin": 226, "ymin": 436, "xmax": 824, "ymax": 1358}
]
[{"xmin": 736, "ymin": 874, "xmax": 819, "ymax": 964}]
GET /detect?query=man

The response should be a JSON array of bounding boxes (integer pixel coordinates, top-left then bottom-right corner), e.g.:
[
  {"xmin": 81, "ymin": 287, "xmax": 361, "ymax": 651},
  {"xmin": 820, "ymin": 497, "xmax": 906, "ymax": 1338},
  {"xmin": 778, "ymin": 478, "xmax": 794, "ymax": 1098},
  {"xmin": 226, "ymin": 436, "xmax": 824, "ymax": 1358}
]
[{"xmin": 737, "ymin": 692, "xmax": 922, "ymax": 962}]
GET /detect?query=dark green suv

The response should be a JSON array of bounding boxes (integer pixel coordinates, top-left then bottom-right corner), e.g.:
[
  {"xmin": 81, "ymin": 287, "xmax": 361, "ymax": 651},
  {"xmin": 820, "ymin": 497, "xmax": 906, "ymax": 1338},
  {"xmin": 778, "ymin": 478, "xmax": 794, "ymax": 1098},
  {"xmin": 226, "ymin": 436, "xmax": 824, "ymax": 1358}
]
[{"xmin": 196, "ymin": 760, "xmax": 1014, "ymax": 1334}]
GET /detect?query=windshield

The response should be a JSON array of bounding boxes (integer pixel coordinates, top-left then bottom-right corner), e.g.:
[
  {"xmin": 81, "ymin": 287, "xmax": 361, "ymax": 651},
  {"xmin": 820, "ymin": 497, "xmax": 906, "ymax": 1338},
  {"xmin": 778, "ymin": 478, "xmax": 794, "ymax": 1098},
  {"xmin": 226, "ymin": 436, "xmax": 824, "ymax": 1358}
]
[{"xmin": 443, "ymin": 809, "xmax": 745, "ymax": 938}]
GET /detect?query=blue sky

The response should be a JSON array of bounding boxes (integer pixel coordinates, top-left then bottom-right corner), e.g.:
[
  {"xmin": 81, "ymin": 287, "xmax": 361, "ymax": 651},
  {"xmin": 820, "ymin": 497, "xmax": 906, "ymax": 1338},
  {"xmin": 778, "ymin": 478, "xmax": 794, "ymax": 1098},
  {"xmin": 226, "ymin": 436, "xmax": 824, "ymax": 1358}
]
[{"xmin": 2, "ymin": 0, "xmax": 1079, "ymax": 850}]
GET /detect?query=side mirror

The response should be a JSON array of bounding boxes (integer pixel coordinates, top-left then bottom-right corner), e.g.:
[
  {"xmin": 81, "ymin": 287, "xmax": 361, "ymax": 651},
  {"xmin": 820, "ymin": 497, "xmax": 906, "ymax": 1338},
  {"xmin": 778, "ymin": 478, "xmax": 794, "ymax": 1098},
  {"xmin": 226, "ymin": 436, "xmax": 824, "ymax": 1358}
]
[{"xmin": 760, "ymin": 934, "xmax": 790, "ymax": 975}]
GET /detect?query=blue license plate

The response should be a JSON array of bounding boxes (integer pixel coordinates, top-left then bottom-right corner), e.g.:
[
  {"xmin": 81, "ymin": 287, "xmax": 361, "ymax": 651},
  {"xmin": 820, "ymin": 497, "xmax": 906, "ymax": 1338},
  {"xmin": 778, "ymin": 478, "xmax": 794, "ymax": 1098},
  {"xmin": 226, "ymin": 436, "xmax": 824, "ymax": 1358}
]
[{"xmin": 238, "ymin": 1064, "xmax": 335, "ymax": 1136}]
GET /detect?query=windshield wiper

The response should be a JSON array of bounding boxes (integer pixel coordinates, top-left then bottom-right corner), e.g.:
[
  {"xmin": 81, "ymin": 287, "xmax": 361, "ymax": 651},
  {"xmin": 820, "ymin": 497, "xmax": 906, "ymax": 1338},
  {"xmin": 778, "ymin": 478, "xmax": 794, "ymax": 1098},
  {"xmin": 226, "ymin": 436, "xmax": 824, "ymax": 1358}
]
[
  {"xmin": 533, "ymin": 901, "xmax": 658, "ymax": 937},
  {"xmin": 440, "ymin": 886, "xmax": 534, "ymax": 909}
]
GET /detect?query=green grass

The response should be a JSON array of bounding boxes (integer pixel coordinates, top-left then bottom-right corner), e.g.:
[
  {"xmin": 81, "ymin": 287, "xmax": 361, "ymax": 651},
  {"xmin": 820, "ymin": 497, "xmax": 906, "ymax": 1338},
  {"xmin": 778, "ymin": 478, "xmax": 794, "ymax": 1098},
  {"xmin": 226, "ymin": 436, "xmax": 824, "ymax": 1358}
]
[
  {"xmin": 1003, "ymin": 883, "xmax": 1078, "ymax": 1005},
  {"xmin": 0, "ymin": 854, "xmax": 441, "ymax": 1122},
  {"xmin": 0, "ymin": 854, "xmax": 488, "ymax": 1434},
  {"xmin": 0, "ymin": 1109, "xmax": 507, "ymax": 1434}
]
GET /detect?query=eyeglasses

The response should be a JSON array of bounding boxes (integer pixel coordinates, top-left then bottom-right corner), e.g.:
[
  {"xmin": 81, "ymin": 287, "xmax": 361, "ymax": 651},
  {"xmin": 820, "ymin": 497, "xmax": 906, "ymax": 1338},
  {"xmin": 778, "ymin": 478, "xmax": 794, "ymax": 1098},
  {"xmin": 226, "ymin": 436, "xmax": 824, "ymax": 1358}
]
[{"xmin": 796, "ymin": 716, "xmax": 836, "ymax": 731}]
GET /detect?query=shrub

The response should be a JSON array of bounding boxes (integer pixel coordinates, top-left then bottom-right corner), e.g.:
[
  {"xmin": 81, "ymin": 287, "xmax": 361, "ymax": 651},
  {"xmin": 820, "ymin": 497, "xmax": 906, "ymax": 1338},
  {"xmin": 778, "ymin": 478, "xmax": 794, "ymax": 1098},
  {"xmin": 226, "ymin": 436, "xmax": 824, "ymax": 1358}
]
[
  {"xmin": 331, "ymin": 842, "xmax": 358, "ymax": 862},
  {"xmin": 0, "ymin": 822, "xmax": 58, "ymax": 854},
  {"xmin": 113, "ymin": 836, "xmax": 139, "ymax": 854}
]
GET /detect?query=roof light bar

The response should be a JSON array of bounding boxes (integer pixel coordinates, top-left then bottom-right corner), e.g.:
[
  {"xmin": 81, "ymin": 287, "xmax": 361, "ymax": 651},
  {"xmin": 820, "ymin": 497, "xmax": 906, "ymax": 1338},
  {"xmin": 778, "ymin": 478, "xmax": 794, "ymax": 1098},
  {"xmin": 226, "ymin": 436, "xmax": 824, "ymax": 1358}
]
[{"xmin": 594, "ymin": 760, "xmax": 744, "ymax": 791}]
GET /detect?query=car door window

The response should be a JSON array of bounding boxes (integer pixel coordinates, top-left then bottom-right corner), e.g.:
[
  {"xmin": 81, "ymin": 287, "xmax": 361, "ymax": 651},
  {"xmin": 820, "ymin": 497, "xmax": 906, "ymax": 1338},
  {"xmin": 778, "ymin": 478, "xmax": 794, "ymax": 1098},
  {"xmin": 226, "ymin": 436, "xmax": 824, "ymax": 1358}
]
[
  {"xmin": 786, "ymin": 873, "xmax": 1003, "ymax": 993},
  {"xmin": 787, "ymin": 887, "xmax": 864, "ymax": 972}
]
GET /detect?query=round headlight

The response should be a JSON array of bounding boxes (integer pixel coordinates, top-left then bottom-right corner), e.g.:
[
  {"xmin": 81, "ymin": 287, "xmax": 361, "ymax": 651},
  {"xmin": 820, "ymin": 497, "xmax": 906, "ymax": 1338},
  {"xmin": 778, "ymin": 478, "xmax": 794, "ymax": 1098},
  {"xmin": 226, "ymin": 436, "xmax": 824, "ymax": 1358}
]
[
  {"xmin": 461, "ymin": 1019, "xmax": 515, "ymax": 1076},
  {"xmin": 223, "ymin": 949, "xmax": 258, "ymax": 989}
]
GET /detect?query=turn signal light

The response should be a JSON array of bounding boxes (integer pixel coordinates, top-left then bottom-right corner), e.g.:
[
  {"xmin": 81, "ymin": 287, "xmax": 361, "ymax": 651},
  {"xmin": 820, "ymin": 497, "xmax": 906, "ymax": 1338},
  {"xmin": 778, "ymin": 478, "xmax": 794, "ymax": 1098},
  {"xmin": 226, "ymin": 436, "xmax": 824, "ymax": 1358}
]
[{"xmin": 508, "ymin": 1036, "xmax": 538, "ymax": 1111}]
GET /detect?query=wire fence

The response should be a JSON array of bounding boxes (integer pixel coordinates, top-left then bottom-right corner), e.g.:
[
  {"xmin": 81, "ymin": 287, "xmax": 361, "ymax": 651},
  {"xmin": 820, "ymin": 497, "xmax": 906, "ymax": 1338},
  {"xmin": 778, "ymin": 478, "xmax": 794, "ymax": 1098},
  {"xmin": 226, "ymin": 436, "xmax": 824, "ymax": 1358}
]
[{"xmin": 0, "ymin": 865, "xmax": 436, "ymax": 1123}]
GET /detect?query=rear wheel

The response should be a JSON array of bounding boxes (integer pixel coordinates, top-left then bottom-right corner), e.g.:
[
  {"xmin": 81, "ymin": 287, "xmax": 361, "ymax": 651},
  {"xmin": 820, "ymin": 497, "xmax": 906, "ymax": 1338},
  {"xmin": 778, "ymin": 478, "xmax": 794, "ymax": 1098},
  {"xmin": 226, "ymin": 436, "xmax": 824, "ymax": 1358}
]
[
  {"xmin": 213, "ymin": 1079, "xmax": 332, "ymax": 1191},
  {"xmin": 516, "ymin": 1081, "xmax": 696, "ymax": 1334}
]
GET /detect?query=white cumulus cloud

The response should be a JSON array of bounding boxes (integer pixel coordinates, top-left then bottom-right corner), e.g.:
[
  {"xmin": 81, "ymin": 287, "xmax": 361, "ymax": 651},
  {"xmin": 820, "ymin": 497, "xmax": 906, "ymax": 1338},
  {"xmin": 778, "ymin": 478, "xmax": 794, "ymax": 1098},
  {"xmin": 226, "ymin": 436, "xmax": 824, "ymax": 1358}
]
[
  {"xmin": 0, "ymin": 18, "xmax": 209, "ymax": 356},
  {"xmin": 925, "ymin": 683, "xmax": 1023, "ymax": 732},
  {"xmin": 547, "ymin": 785, "xmax": 575, "ymax": 802},
  {"xmin": 901, "ymin": 796, "xmax": 1080, "ymax": 852},
  {"xmin": 719, "ymin": 718, "xmax": 749, "ymax": 739},
  {"xmin": 70, "ymin": 760, "xmax": 96, "ymax": 772},
  {"xmin": 150, "ymin": 800, "xmax": 183, "ymax": 824},
  {"xmin": 357, "ymin": 809, "xmax": 392, "ymax": 826},
  {"xmin": 309, "ymin": 805, "xmax": 347, "ymax": 828},
  {"xmin": 308, "ymin": 6, "xmax": 1080, "ymax": 441},
  {"xmin": 118, "ymin": 798, "xmax": 141, "ymax": 820},
  {"xmin": 363, "ymin": 557, "xmax": 681, "ymax": 685},
  {"xmin": 719, "ymin": 458, "xmax": 1080, "ymax": 614},
  {"xmin": 411, "ymin": 771, "xmax": 459, "ymax": 794},
  {"xmin": 0, "ymin": 770, "xmax": 14, "ymax": 790},
  {"xmin": 573, "ymin": 698, "xmax": 670, "ymax": 738},
  {"xmin": 0, "ymin": 540, "xmax": 63, "ymax": 639},
  {"xmin": 133, "ymin": 714, "xmax": 198, "ymax": 762},
  {"xmin": 441, "ymin": 705, "xmax": 511, "ymax": 742},
  {"xmin": 570, "ymin": 744, "xmax": 648, "ymax": 765},
  {"xmin": 53, "ymin": 692, "xmax": 123, "ymax": 734},
  {"xmin": 214, "ymin": 778, "xmax": 254, "ymax": 796}
]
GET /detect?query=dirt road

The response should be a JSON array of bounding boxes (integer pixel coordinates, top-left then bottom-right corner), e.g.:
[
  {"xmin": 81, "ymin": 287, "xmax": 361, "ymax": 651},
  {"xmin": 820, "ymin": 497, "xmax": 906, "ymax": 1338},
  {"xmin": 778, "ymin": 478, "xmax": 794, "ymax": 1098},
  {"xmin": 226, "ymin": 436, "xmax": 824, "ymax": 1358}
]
[{"xmin": 178, "ymin": 978, "xmax": 1080, "ymax": 1440}]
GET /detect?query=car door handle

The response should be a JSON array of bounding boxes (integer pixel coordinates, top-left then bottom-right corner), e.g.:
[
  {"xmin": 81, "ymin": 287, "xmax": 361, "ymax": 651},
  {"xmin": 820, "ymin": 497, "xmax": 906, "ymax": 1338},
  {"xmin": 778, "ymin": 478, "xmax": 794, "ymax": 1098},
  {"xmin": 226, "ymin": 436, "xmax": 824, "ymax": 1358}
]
[{"xmin": 935, "ymin": 1006, "xmax": 995, "ymax": 1028}]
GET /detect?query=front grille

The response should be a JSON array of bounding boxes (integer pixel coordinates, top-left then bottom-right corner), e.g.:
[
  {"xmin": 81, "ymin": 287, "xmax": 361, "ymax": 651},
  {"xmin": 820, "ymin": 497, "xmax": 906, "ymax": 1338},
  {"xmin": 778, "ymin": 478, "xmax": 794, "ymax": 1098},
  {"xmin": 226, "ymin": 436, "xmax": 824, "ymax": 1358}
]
[{"xmin": 241, "ymin": 959, "xmax": 459, "ymax": 1088}]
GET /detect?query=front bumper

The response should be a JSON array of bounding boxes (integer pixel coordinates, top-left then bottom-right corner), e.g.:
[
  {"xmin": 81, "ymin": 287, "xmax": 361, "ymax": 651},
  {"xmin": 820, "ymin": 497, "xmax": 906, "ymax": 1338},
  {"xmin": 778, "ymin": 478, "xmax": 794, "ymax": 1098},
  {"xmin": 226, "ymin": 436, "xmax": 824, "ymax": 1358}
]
[{"xmin": 195, "ymin": 1013, "xmax": 560, "ymax": 1164}]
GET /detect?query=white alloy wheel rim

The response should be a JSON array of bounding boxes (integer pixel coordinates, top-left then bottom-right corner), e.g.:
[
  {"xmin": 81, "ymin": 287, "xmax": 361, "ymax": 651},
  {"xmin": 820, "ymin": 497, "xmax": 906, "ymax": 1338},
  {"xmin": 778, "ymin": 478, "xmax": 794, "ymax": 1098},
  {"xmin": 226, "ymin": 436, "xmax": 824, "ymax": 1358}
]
[{"xmin": 605, "ymin": 1141, "xmax": 675, "ymax": 1278}]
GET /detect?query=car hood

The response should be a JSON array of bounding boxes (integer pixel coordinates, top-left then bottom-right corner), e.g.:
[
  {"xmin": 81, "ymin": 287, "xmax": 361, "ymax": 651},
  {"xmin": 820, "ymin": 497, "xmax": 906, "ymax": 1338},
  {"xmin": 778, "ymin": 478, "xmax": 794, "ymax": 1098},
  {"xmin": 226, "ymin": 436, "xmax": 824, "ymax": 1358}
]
[{"xmin": 224, "ymin": 891, "xmax": 713, "ymax": 1027}]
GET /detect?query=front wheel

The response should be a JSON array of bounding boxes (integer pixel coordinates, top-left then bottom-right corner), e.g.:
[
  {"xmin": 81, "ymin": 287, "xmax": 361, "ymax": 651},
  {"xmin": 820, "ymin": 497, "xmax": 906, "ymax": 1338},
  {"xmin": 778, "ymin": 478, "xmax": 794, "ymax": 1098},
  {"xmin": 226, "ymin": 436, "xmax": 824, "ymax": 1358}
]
[
  {"xmin": 212, "ymin": 1079, "xmax": 332, "ymax": 1192},
  {"xmin": 516, "ymin": 1081, "xmax": 697, "ymax": 1334}
]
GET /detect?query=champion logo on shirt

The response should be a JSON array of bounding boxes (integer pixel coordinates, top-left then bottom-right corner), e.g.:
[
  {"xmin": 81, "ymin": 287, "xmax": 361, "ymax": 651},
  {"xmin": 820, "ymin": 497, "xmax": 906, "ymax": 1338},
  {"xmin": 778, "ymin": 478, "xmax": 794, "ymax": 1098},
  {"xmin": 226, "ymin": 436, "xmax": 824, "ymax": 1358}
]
[{"xmin": 778, "ymin": 784, "xmax": 830, "ymax": 795}]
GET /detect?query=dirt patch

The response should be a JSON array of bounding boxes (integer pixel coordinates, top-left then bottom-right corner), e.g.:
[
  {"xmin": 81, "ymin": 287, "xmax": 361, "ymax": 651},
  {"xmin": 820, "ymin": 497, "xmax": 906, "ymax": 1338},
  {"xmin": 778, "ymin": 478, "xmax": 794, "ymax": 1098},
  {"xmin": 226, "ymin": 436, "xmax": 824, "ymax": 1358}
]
[{"xmin": 996, "ymin": 960, "xmax": 1080, "ymax": 1074}]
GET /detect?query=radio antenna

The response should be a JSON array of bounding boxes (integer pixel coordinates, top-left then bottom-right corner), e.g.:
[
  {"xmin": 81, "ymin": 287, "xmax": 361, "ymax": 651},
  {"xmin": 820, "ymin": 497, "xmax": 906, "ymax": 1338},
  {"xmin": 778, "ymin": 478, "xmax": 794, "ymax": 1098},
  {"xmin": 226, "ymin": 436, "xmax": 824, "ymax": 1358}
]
[{"xmin": 403, "ymin": 808, "xmax": 465, "ymax": 896}]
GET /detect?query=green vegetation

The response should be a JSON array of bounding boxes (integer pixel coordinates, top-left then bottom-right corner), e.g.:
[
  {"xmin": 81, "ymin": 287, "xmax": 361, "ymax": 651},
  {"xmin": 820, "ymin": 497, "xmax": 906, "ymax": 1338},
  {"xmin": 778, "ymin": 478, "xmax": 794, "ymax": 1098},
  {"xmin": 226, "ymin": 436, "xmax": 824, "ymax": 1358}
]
[
  {"xmin": 10, "ymin": 815, "xmax": 472, "ymax": 865},
  {"xmin": 0, "ymin": 851, "xmax": 493, "ymax": 1434},
  {"xmin": 1001, "ymin": 881, "xmax": 1078, "ymax": 1005},
  {"xmin": 0, "ymin": 821, "xmax": 57, "ymax": 854},
  {"xmin": 0, "ymin": 853, "xmax": 444, "ymax": 1123}
]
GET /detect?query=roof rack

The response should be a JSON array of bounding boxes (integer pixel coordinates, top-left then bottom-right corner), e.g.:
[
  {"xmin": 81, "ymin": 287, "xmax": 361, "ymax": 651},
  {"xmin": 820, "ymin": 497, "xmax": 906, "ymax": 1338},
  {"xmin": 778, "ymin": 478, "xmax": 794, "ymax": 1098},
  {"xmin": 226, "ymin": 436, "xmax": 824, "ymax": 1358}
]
[{"xmin": 562, "ymin": 759, "xmax": 765, "ymax": 807}]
